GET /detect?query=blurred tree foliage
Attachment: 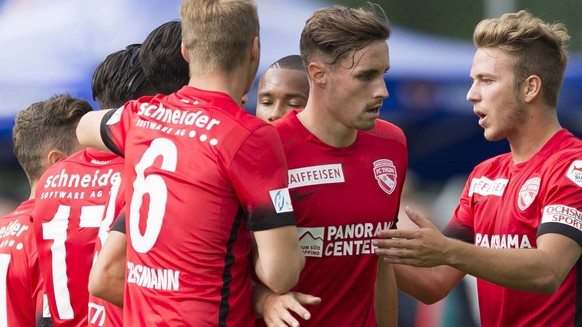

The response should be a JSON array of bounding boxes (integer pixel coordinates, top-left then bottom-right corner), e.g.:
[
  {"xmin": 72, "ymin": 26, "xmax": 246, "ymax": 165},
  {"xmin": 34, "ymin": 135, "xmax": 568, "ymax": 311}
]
[{"xmin": 333, "ymin": 0, "xmax": 582, "ymax": 52}]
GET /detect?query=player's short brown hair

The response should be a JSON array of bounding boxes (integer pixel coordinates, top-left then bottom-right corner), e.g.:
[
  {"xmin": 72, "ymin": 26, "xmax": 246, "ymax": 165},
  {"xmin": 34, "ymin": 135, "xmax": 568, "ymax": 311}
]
[
  {"xmin": 12, "ymin": 94, "xmax": 93, "ymax": 182},
  {"xmin": 300, "ymin": 4, "xmax": 390, "ymax": 70}
]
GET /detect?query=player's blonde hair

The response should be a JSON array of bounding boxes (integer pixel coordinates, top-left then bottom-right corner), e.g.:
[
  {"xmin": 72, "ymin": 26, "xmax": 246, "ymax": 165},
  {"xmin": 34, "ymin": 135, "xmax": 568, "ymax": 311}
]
[
  {"xmin": 180, "ymin": 0, "xmax": 259, "ymax": 76},
  {"xmin": 474, "ymin": 10, "xmax": 570, "ymax": 107}
]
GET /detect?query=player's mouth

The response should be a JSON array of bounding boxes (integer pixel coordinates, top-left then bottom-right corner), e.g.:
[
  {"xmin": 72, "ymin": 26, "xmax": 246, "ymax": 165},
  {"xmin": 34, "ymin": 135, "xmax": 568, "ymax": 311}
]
[
  {"xmin": 365, "ymin": 103, "xmax": 382, "ymax": 117},
  {"xmin": 474, "ymin": 108, "xmax": 487, "ymax": 126}
]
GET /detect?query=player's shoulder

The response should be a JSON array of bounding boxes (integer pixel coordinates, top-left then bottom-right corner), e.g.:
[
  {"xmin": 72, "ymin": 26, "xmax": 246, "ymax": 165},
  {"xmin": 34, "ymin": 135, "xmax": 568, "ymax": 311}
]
[
  {"xmin": 363, "ymin": 119, "xmax": 406, "ymax": 144},
  {"xmin": 473, "ymin": 152, "xmax": 512, "ymax": 172},
  {"xmin": 178, "ymin": 86, "xmax": 270, "ymax": 135},
  {"xmin": 230, "ymin": 106, "xmax": 271, "ymax": 133},
  {"xmin": 548, "ymin": 132, "xmax": 582, "ymax": 159},
  {"xmin": 1, "ymin": 200, "xmax": 34, "ymax": 221},
  {"xmin": 83, "ymin": 148, "xmax": 124, "ymax": 166},
  {"xmin": 271, "ymin": 110, "xmax": 305, "ymax": 148},
  {"xmin": 535, "ymin": 130, "xmax": 582, "ymax": 171}
]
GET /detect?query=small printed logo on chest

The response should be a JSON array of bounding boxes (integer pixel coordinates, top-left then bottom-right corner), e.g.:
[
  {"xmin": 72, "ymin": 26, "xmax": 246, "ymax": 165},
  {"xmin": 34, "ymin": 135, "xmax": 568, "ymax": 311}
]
[
  {"xmin": 373, "ymin": 159, "xmax": 397, "ymax": 195},
  {"xmin": 518, "ymin": 177, "xmax": 540, "ymax": 210}
]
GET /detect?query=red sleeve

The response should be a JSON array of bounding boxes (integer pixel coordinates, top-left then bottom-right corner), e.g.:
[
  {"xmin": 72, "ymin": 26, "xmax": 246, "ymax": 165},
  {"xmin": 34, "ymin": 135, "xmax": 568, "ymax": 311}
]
[
  {"xmin": 537, "ymin": 156, "xmax": 582, "ymax": 246},
  {"xmin": 100, "ymin": 103, "xmax": 135, "ymax": 157},
  {"xmin": 228, "ymin": 124, "xmax": 296, "ymax": 231},
  {"xmin": 443, "ymin": 174, "xmax": 475, "ymax": 243}
]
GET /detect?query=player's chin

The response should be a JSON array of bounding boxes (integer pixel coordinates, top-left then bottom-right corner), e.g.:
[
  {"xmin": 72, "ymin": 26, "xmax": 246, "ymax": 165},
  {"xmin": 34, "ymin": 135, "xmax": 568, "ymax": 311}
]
[
  {"xmin": 355, "ymin": 118, "xmax": 377, "ymax": 131},
  {"xmin": 483, "ymin": 129, "xmax": 504, "ymax": 142}
]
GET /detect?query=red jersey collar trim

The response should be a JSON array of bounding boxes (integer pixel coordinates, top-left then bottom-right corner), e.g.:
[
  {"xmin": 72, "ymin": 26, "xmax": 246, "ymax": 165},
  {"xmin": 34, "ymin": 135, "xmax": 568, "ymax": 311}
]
[
  {"xmin": 83, "ymin": 147, "xmax": 121, "ymax": 162},
  {"xmin": 282, "ymin": 109, "xmax": 360, "ymax": 152}
]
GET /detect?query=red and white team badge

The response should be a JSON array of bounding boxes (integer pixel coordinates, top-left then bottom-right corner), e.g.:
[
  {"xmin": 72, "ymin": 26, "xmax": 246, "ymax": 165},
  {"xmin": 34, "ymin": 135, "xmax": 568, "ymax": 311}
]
[
  {"xmin": 566, "ymin": 160, "xmax": 582, "ymax": 187},
  {"xmin": 518, "ymin": 177, "xmax": 540, "ymax": 210},
  {"xmin": 373, "ymin": 159, "xmax": 397, "ymax": 195}
]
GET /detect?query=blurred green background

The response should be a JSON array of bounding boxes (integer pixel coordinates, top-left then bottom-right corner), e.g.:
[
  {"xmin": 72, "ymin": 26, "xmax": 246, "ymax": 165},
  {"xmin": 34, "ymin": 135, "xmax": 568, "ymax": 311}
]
[{"xmin": 335, "ymin": 0, "xmax": 582, "ymax": 51}]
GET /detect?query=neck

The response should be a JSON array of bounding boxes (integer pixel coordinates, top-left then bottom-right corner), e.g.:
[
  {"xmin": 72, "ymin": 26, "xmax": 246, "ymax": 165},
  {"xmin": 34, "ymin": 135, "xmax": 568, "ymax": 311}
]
[
  {"xmin": 509, "ymin": 111, "xmax": 561, "ymax": 164},
  {"xmin": 298, "ymin": 100, "xmax": 357, "ymax": 148},
  {"xmin": 29, "ymin": 180, "xmax": 37, "ymax": 200},
  {"xmin": 187, "ymin": 68, "xmax": 249, "ymax": 106}
]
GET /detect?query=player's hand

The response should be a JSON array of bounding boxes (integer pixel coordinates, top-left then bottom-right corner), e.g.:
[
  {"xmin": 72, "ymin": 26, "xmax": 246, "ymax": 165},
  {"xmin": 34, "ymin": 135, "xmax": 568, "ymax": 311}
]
[
  {"xmin": 373, "ymin": 206, "xmax": 450, "ymax": 267},
  {"xmin": 262, "ymin": 292, "xmax": 321, "ymax": 327}
]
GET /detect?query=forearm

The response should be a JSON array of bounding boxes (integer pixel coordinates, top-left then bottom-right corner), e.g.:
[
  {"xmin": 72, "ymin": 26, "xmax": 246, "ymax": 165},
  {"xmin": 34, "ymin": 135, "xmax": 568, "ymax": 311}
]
[
  {"xmin": 253, "ymin": 226, "xmax": 304, "ymax": 294},
  {"xmin": 375, "ymin": 259, "xmax": 397, "ymax": 327},
  {"xmin": 76, "ymin": 109, "xmax": 111, "ymax": 151},
  {"xmin": 254, "ymin": 256, "xmax": 302, "ymax": 294},
  {"xmin": 88, "ymin": 232, "xmax": 127, "ymax": 307},
  {"xmin": 377, "ymin": 207, "xmax": 581, "ymax": 295},
  {"xmin": 445, "ymin": 238, "xmax": 562, "ymax": 293},
  {"xmin": 252, "ymin": 281, "xmax": 273, "ymax": 318},
  {"xmin": 394, "ymin": 264, "xmax": 463, "ymax": 304},
  {"xmin": 89, "ymin": 272, "xmax": 124, "ymax": 307}
]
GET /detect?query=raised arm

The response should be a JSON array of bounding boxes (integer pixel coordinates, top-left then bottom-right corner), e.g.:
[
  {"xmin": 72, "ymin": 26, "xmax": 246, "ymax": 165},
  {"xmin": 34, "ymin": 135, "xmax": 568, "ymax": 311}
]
[{"xmin": 76, "ymin": 109, "xmax": 112, "ymax": 151}]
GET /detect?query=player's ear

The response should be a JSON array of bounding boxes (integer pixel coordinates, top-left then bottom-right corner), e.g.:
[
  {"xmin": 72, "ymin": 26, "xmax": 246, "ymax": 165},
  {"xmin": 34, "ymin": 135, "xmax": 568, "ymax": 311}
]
[
  {"xmin": 307, "ymin": 61, "xmax": 326, "ymax": 87},
  {"xmin": 47, "ymin": 149, "xmax": 65, "ymax": 166},
  {"xmin": 250, "ymin": 36, "xmax": 260, "ymax": 62},
  {"xmin": 523, "ymin": 75, "xmax": 541, "ymax": 104},
  {"xmin": 181, "ymin": 42, "xmax": 190, "ymax": 63}
]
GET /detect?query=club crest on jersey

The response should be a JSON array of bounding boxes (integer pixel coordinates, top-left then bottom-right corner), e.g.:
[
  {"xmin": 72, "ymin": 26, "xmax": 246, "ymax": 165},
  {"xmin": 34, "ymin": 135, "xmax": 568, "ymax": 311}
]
[
  {"xmin": 566, "ymin": 160, "xmax": 582, "ymax": 187},
  {"xmin": 518, "ymin": 177, "xmax": 540, "ymax": 210},
  {"xmin": 373, "ymin": 159, "xmax": 397, "ymax": 195}
]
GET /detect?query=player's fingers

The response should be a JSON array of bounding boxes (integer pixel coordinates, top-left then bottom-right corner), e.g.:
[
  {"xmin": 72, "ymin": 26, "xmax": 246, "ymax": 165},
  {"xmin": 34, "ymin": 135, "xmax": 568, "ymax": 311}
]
[
  {"xmin": 294, "ymin": 293, "xmax": 321, "ymax": 306},
  {"xmin": 284, "ymin": 300, "xmax": 313, "ymax": 321},
  {"xmin": 405, "ymin": 206, "xmax": 433, "ymax": 228},
  {"xmin": 265, "ymin": 314, "xmax": 299, "ymax": 327},
  {"xmin": 275, "ymin": 305, "xmax": 301, "ymax": 327}
]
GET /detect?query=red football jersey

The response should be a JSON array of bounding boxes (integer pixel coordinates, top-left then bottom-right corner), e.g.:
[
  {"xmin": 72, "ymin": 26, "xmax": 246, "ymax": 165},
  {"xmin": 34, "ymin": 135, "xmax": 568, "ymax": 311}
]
[
  {"xmin": 446, "ymin": 129, "xmax": 582, "ymax": 327},
  {"xmin": 100, "ymin": 86, "xmax": 295, "ymax": 326},
  {"xmin": 257, "ymin": 110, "xmax": 407, "ymax": 326},
  {"xmin": 33, "ymin": 148, "xmax": 124, "ymax": 327},
  {"xmin": 88, "ymin": 180, "xmax": 125, "ymax": 327},
  {"xmin": 0, "ymin": 200, "xmax": 48, "ymax": 326}
]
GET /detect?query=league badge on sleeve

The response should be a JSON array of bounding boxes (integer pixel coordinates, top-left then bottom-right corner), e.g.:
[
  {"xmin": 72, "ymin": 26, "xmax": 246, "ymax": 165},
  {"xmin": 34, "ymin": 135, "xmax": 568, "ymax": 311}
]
[
  {"xmin": 373, "ymin": 159, "xmax": 397, "ymax": 195},
  {"xmin": 269, "ymin": 188, "xmax": 294, "ymax": 213},
  {"xmin": 566, "ymin": 160, "xmax": 582, "ymax": 187}
]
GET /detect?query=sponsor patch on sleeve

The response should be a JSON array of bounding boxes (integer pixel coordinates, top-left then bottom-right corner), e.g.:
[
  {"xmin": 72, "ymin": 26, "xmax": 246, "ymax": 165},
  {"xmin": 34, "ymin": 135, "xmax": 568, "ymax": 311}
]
[
  {"xmin": 269, "ymin": 188, "xmax": 294, "ymax": 213},
  {"xmin": 106, "ymin": 106, "xmax": 124, "ymax": 125},
  {"xmin": 542, "ymin": 204, "xmax": 582, "ymax": 232},
  {"xmin": 566, "ymin": 160, "xmax": 582, "ymax": 187}
]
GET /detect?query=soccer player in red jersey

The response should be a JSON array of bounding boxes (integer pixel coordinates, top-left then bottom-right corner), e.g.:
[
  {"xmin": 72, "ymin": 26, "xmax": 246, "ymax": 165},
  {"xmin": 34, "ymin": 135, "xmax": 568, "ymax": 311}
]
[
  {"xmin": 254, "ymin": 5, "xmax": 404, "ymax": 327},
  {"xmin": 90, "ymin": 20, "xmax": 243, "ymax": 317},
  {"xmin": 374, "ymin": 10, "xmax": 582, "ymax": 327},
  {"xmin": 255, "ymin": 55, "xmax": 309, "ymax": 123},
  {"xmin": 32, "ymin": 116, "xmax": 126, "ymax": 327},
  {"xmin": 76, "ymin": 0, "xmax": 304, "ymax": 326},
  {"xmin": 88, "ymin": 20, "xmax": 190, "ymax": 322},
  {"xmin": 0, "ymin": 95, "xmax": 91, "ymax": 326},
  {"xmin": 85, "ymin": 43, "xmax": 157, "ymax": 327}
]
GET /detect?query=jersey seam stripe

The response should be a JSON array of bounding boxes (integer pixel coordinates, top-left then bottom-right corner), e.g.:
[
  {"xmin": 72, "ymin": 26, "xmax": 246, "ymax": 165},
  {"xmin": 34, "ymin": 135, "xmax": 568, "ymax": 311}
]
[{"xmin": 218, "ymin": 206, "xmax": 243, "ymax": 326}]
